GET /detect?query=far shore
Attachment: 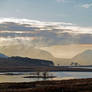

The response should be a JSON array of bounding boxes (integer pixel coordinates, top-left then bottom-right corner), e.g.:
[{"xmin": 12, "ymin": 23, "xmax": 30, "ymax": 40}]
[{"xmin": 0, "ymin": 66, "xmax": 92, "ymax": 72}]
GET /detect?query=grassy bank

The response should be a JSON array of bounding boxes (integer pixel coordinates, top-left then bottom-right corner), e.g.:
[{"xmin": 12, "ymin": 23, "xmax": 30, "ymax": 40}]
[{"xmin": 0, "ymin": 78, "xmax": 92, "ymax": 92}]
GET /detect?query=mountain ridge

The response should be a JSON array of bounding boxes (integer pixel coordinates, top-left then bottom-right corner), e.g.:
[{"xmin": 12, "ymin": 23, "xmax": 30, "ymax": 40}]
[
  {"xmin": 0, "ymin": 55, "xmax": 54, "ymax": 67},
  {"xmin": 72, "ymin": 49, "xmax": 92, "ymax": 65},
  {"xmin": 1, "ymin": 47, "xmax": 92, "ymax": 66}
]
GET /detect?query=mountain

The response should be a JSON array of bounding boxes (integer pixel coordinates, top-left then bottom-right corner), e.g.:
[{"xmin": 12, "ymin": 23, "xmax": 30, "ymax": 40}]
[
  {"xmin": 0, "ymin": 45, "xmax": 53, "ymax": 60},
  {"xmin": 72, "ymin": 50, "xmax": 92, "ymax": 65},
  {"xmin": 0, "ymin": 45, "xmax": 71, "ymax": 65},
  {"xmin": 0, "ymin": 53, "xmax": 8, "ymax": 58}
]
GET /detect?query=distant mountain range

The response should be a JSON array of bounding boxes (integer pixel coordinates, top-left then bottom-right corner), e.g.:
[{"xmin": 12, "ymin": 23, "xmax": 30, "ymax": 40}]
[
  {"xmin": 0, "ymin": 49, "xmax": 92, "ymax": 66},
  {"xmin": 0, "ymin": 45, "xmax": 71, "ymax": 65}
]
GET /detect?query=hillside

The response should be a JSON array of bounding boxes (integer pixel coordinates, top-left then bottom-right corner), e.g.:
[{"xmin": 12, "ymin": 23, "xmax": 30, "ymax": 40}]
[
  {"xmin": 0, "ymin": 55, "xmax": 54, "ymax": 67},
  {"xmin": 72, "ymin": 50, "xmax": 92, "ymax": 65},
  {"xmin": 0, "ymin": 53, "xmax": 8, "ymax": 58}
]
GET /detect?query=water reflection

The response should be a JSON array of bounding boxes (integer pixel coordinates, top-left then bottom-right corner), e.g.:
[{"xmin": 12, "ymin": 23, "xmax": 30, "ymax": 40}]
[
  {"xmin": 53, "ymin": 72, "xmax": 92, "ymax": 80},
  {"xmin": 0, "ymin": 72, "xmax": 92, "ymax": 83},
  {"xmin": 0, "ymin": 72, "xmax": 54, "ymax": 83}
]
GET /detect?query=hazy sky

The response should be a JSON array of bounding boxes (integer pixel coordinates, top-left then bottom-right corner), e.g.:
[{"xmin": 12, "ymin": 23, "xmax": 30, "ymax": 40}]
[
  {"xmin": 0, "ymin": 0, "xmax": 92, "ymax": 26},
  {"xmin": 0, "ymin": 0, "xmax": 92, "ymax": 58}
]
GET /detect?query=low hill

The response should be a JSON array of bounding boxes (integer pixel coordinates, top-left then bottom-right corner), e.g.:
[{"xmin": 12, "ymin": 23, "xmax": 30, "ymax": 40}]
[{"xmin": 0, "ymin": 56, "xmax": 54, "ymax": 67}]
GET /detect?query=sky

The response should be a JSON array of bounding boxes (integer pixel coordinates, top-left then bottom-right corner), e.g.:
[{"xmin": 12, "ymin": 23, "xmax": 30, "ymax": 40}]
[
  {"xmin": 0, "ymin": 0, "xmax": 92, "ymax": 26},
  {"xmin": 0, "ymin": 0, "xmax": 92, "ymax": 59}
]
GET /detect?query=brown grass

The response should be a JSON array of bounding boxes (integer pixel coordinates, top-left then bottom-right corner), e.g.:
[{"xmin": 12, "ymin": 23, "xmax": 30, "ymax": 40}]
[{"xmin": 0, "ymin": 78, "xmax": 92, "ymax": 92}]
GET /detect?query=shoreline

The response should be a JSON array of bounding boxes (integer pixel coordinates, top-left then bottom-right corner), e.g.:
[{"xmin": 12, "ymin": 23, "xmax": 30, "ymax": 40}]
[{"xmin": 0, "ymin": 66, "xmax": 92, "ymax": 72}]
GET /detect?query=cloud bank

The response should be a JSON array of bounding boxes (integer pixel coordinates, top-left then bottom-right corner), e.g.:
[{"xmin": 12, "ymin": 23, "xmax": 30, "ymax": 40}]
[{"xmin": 0, "ymin": 18, "xmax": 92, "ymax": 47}]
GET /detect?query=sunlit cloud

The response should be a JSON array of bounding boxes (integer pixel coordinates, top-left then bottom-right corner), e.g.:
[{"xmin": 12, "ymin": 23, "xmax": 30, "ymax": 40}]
[
  {"xmin": 0, "ymin": 18, "xmax": 92, "ymax": 47},
  {"xmin": 0, "ymin": 36, "xmax": 37, "ymax": 46},
  {"xmin": 81, "ymin": 3, "xmax": 92, "ymax": 8},
  {"xmin": 0, "ymin": 17, "xmax": 73, "ymax": 26}
]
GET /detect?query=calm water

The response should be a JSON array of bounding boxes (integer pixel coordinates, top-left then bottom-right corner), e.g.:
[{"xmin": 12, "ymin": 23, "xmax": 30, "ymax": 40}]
[
  {"xmin": 52, "ymin": 72, "xmax": 92, "ymax": 80},
  {"xmin": 70, "ymin": 66, "xmax": 92, "ymax": 69},
  {"xmin": 0, "ymin": 71, "xmax": 92, "ymax": 83}
]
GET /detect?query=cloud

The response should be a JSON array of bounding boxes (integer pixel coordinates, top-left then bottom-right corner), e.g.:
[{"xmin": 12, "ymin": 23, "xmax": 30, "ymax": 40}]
[
  {"xmin": 0, "ymin": 18, "xmax": 92, "ymax": 47},
  {"xmin": 56, "ymin": 0, "xmax": 64, "ymax": 3},
  {"xmin": 0, "ymin": 36, "xmax": 37, "ymax": 46},
  {"xmin": 0, "ymin": 17, "xmax": 73, "ymax": 27},
  {"xmin": 81, "ymin": 3, "xmax": 92, "ymax": 8}
]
